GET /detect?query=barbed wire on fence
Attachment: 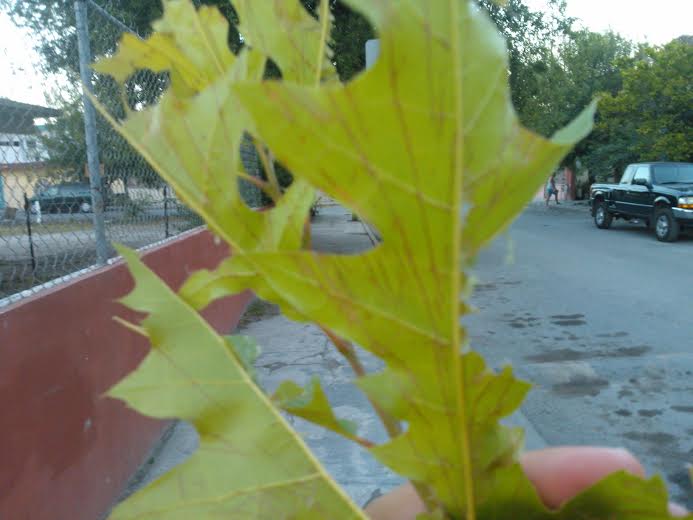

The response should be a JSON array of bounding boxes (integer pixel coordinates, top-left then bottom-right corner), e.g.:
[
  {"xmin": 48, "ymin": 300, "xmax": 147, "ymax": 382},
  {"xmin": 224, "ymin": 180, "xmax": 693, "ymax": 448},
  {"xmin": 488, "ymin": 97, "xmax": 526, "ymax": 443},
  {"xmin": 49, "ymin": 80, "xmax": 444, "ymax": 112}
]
[{"xmin": 0, "ymin": 0, "xmax": 264, "ymax": 300}]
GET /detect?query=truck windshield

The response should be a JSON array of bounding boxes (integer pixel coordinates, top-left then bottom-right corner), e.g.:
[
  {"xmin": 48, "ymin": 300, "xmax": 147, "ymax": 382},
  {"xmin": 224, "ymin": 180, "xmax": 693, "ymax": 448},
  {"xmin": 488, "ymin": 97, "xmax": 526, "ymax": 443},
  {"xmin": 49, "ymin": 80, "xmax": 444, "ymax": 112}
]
[{"xmin": 653, "ymin": 164, "xmax": 693, "ymax": 184}]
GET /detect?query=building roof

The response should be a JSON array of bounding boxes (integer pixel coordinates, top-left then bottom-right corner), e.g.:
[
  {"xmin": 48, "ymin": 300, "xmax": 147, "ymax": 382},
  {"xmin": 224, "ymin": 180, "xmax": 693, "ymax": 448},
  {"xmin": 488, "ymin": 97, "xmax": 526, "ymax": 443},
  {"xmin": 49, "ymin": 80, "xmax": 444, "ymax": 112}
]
[{"xmin": 0, "ymin": 98, "xmax": 60, "ymax": 134}]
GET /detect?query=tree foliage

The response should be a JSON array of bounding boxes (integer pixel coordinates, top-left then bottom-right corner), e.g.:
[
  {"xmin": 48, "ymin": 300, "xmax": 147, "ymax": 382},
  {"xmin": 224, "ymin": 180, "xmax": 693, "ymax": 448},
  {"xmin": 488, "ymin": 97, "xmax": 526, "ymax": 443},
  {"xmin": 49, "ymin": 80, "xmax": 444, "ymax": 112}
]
[
  {"xmin": 477, "ymin": 0, "xmax": 573, "ymax": 128},
  {"xmin": 522, "ymin": 30, "xmax": 634, "ymax": 136},
  {"xmin": 578, "ymin": 39, "xmax": 693, "ymax": 179}
]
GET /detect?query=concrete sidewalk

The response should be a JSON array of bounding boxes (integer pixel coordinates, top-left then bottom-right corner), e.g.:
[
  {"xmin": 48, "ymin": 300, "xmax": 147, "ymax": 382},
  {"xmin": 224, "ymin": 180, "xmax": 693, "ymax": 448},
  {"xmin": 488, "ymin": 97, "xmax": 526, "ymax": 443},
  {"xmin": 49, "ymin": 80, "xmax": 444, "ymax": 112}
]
[{"xmin": 121, "ymin": 204, "xmax": 546, "ymax": 509}]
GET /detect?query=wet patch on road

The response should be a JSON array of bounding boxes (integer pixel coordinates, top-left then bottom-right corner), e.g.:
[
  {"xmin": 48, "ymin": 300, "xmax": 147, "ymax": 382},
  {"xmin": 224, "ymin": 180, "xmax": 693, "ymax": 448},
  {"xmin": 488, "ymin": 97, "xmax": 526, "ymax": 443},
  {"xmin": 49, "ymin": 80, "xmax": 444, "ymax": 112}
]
[
  {"xmin": 623, "ymin": 431, "xmax": 677, "ymax": 444},
  {"xmin": 618, "ymin": 374, "xmax": 668, "ymax": 397},
  {"xmin": 506, "ymin": 315, "xmax": 541, "ymax": 329},
  {"xmin": 551, "ymin": 314, "xmax": 585, "ymax": 320},
  {"xmin": 548, "ymin": 313, "xmax": 587, "ymax": 326},
  {"xmin": 526, "ymin": 348, "xmax": 584, "ymax": 363},
  {"xmin": 638, "ymin": 409, "xmax": 662, "ymax": 417},
  {"xmin": 552, "ymin": 318, "xmax": 587, "ymax": 327},
  {"xmin": 615, "ymin": 409, "xmax": 632, "ymax": 416},
  {"xmin": 671, "ymin": 405, "xmax": 693, "ymax": 414},
  {"xmin": 623, "ymin": 430, "xmax": 693, "ymax": 507},
  {"xmin": 552, "ymin": 376, "xmax": 609, "ymax": 397},
  {"xmin": 525, "ymin": 345, "xmax": 651, "ymax": 363},
  {"xmin": 596, "ymin": 331, "xmax": 629, "ymax": 338},
  {"xmin": 669, "ymin": 470, "xmax": 693, "ymax": 500},
  {"xmin": 609, "ymin": 346, "xmax": 652, "ymax": 357}
]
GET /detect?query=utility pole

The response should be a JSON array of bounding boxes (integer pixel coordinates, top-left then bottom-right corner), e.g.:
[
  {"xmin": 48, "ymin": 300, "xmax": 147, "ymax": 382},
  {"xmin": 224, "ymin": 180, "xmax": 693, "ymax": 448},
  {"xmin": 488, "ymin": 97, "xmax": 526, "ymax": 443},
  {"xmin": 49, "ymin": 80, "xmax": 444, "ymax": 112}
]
[{"xmin": 74, "ymin": 0, "xmax": 110, "ymax": 264}]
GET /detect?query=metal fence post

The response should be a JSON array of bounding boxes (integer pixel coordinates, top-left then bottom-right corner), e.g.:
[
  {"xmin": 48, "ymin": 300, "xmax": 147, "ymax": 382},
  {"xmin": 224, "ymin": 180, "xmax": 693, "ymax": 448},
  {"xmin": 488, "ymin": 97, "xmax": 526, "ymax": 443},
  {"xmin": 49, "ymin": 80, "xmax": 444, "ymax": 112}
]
[
  {"xmin": 163, "ymin": 185, "xmax": 170, "ymax": 238},
  {"xmin": 74, "ymin": 0, "xmax": 110, "ymax": 264},
  {"xmin": 23, "ymin": 193, "xmax": 36, "ymax": 272}
]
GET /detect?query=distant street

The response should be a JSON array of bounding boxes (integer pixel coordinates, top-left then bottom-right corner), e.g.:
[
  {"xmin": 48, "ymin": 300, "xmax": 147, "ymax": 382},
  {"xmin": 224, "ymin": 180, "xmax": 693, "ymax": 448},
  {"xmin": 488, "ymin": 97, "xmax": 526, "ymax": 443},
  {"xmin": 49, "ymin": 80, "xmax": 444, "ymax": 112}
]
[{"xmin": 465, "ymin": 203, "xmax": 693, "ymax": 507}]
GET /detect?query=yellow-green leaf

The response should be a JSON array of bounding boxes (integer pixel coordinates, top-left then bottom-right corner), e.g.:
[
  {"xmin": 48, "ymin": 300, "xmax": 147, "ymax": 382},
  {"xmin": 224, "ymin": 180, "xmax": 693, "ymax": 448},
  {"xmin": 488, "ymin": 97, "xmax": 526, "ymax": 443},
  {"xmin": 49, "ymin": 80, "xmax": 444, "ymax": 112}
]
[
  {"xmin": 232, "ymin": 0, "xmax": 337, "ymax": 84},
  {"xmin": 96, "ymin": 56, "xmax": 311, "ymax": 253},
  {"xmin": 368, "ymin": 352, "xmax": 529, "ymax": 506},
  {"xmin": 92, "ymin": 1, "xmax": 313, "ymax": 256},
  {"xmin": 477, "ymin": 469, "xmax": 687, "ymax": 519},
  {"xmin": 108, "ymin": 246, "xmax": 364, "ymax": 519},
  {"xmin": 273, "ymin": 377, "xmax": 359, "ymax": 440},
  {"xmin": 98, "ymin": 0, "xmax": 690, "ymax": 518},
  {"xmin": 228, "ymin": 0, "xmax": 594, "ymax": 515},
  {"xmin": 94, "ymin": 1, "xmax": 237, "ymax": 97}
]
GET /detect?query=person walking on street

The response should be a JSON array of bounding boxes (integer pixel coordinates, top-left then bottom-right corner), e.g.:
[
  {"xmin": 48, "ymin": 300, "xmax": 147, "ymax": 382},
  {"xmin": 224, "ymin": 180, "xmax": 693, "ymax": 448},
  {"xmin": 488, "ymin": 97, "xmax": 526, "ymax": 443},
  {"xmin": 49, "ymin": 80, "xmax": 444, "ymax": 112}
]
[{"xmin": 546, "ymin": 173, "xmax": 560, "ymax": 206}]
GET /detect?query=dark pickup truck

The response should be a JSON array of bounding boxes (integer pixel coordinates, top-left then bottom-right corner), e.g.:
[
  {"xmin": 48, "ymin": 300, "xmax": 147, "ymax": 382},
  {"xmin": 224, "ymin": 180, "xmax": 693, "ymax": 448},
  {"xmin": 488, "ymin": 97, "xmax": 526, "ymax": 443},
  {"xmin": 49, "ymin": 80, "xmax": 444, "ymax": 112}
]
[{"xmin": 590, "ymin": 162, "xmax": 693, "ymax": 242}]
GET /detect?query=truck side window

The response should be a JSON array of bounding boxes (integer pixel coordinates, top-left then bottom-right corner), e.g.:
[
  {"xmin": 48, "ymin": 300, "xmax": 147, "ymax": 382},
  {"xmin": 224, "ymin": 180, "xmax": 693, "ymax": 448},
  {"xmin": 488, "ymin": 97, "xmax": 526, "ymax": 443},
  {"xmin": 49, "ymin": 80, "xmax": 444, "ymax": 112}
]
[
  {"xmin": 620, "ymin": 166, "xmax": 635, "ymax": 184},
  {"xmin": 633, "ymin": 166, "xmax": 650, "ymax": 184}
]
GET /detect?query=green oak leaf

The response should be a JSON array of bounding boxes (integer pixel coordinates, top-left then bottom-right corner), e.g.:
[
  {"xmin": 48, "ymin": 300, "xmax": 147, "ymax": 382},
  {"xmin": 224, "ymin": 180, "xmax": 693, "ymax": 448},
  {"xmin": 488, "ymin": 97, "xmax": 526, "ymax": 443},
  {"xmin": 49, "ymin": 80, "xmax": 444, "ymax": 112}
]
[
  {"xmin": 93, "ymin": 1, "xmax": 236, "ymax": 96},
  {"xmin": 219, "ymin": 0, "xmax": 595, "ymax": 514},
  {"xmin": 93, "ymin": 1, "xmax": 316, "ymax": 255},
  {"xmin": 273, "ymin": 377, "xmax": 359, "ymax": 441},
  {"xmin": 107, "ymin": 246, "xmax": 364, "ymax": 519},
  {"xmin": 99, "ymin": 0, "xmax": 692, "ymax": 518},
  {"xmin": 232, "ymin": 0, "xmax": 337, "ymax": 84}
]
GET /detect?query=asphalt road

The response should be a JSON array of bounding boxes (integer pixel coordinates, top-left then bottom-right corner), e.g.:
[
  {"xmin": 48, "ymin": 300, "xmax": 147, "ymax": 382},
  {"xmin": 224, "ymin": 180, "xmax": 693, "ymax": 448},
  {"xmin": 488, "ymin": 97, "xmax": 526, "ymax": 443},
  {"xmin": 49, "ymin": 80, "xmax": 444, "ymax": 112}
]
[{"xmin": 464, "ymin": 204, "xmax": 693, "ymax": 507}]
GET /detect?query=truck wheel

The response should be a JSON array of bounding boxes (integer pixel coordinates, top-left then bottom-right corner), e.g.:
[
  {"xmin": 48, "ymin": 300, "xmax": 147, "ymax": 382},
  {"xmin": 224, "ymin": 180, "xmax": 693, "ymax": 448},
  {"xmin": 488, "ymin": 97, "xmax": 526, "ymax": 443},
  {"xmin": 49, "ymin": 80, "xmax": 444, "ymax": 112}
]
[
  {"xmin": 654, "ymin": 207, "xmax": 679, "ymax": 242},
  {"xmin": 594, "ymin": 201, "xmax": 612, "ymax": 229}
]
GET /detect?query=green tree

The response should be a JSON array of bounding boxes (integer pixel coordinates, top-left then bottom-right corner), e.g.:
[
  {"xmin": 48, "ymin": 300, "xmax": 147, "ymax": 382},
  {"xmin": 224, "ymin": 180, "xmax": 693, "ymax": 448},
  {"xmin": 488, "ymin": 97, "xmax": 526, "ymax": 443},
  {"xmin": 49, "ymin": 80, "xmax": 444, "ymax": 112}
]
[
  {"xmin": 619, "ymin": 41, "xmax": 693, "ymax": 162},
  {"xmin": 478, "ymin": 0, "xmax": 574, "ymax": 127},
  {"xmin": 584, "ymin": 40, "xmax": 693, "ymax": 179},
  {"xmin": 530, "ymin": 30, "xmax": 635, "ymax": 181},
  {"xmin": 524, "ymin": 30, "xmax": 634, "ymax": 135}
]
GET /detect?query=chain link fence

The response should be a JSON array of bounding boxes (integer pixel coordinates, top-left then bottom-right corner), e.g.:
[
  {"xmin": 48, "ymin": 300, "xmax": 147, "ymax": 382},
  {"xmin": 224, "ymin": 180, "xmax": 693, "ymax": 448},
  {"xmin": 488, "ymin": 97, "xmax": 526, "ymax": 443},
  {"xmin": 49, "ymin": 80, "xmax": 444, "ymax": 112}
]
[{"xmin": 0, "ymin": 0, "xmax": 263, "ymax": 300}]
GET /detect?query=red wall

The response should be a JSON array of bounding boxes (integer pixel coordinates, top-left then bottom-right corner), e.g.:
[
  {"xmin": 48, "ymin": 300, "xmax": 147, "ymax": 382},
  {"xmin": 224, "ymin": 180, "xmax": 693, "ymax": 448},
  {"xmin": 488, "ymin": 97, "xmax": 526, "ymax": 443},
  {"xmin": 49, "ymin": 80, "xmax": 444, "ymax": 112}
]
[{"xmin": 0, "ymin": 230, "xmax": 251, "ymax": 520}]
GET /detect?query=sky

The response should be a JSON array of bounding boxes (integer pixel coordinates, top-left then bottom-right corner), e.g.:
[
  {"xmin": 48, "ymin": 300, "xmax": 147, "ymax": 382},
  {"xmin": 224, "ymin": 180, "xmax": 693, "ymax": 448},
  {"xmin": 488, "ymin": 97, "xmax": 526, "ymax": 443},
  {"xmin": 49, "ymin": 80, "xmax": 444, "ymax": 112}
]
[
  {"xmin": 0, "ymin": 11, "xmax": 51, "ymax": 106},
  {"xmin": 0, "ymin": 1, "xmax": 692, "ymax": 107},
  {"xmin": 525, "ymin": 0, "xmax": 692, "ymax": 45}
]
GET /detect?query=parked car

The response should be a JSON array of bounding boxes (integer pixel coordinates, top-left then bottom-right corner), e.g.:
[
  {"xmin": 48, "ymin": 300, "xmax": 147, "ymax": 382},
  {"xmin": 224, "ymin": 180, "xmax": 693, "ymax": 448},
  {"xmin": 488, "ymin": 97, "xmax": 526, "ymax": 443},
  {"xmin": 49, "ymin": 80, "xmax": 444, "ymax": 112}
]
[
  {"xmin": 31, "ymin": 183, "xmax": 93, "ymax": 214},
  {"xmin": 590, "ymin": 162, "xmax": 693, "ymax": 242}
]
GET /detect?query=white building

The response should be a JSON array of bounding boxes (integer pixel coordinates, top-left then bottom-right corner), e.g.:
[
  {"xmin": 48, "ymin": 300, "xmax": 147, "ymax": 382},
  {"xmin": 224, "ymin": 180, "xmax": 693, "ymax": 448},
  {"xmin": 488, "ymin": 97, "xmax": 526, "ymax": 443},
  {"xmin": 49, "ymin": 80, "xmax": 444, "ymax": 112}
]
[{"xmin": 0, "ymin": 98, "xmax": 59, "ymax": 211}]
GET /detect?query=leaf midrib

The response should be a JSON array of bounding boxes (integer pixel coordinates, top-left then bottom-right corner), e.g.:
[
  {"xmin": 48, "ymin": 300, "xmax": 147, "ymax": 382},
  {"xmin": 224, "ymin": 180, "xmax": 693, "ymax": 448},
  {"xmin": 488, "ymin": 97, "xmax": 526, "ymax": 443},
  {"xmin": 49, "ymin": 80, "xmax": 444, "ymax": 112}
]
[{"xmin": 449, "ymin": 1, "xmax": 475, "ymax": 518}]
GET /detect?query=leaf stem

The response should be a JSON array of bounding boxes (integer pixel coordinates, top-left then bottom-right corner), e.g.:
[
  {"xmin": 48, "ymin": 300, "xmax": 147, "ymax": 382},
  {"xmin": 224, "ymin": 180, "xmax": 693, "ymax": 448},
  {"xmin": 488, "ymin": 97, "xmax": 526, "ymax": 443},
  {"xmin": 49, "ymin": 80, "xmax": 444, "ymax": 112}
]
[
  {"xmin": 321, "ymin": 326, "xmax": 402, "ymax": 438},
  {"xmin": 349, "ymin": 435, "xmax": 376, "ymax": 450},
  {"xmin": 236, "ymin": 169, "xmax": 277, "ymax": 200},
  {"xmin": 252, "ymin": 137, "xmax": 282, "ymax": 199},
  {"xmin": 302, "ymin": 217, "xmax": 312, "ymax": 249},
  {"xmin": 315, "ymin": 0, "xmax": 331, "ymax": 87}
]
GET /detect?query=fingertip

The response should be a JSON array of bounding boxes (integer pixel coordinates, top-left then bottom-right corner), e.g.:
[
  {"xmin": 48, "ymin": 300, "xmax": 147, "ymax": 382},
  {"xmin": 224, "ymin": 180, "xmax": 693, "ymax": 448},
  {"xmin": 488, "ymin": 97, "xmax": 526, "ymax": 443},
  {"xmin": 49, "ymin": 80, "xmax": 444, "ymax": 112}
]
[
  {"xmin": 669, "ymin": 502, "xmax": 689, "ymax": 517},
  {"xmin": 521, "ymin": 446, "xmax": 645, "ymax": 509}
]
